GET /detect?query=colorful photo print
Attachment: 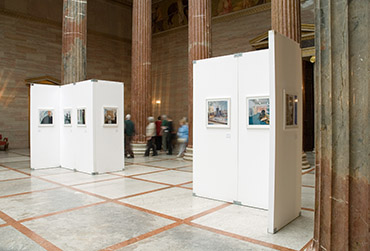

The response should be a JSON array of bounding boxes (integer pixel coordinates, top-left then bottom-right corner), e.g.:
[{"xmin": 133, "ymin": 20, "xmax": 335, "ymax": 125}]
[
  {"xmin": 103, "ymin": 107, "xmax": 118, "ymax": 126},
  {"xmin": 247, "ymin": 97, "xmax": 270, "ymax": 128},
  {"xmin": 207, "ymin": 98, "xmax": 230, "ymax": 128},
  {"xmin": 39, "ymin": 109, "xmax": 53, "ymax": 126},
  {"xmin": 64, "ymin": 109, "xmax": 72, "ymax": 126},
  {"xmin": 77, "ymin": 108, "xmax": 86, "ymax": 126}
]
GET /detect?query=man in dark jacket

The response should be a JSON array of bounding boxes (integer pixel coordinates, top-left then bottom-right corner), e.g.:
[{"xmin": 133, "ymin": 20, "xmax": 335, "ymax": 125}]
[{"xmin": 124, "ymin": 114, "xmax": 135, "ymax": 158}]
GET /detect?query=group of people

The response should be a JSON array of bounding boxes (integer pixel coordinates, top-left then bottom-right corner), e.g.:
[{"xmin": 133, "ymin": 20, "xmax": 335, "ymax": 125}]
[{"xmin": 124, "ymin": 114, "xmax": 189, "ymax": 158}]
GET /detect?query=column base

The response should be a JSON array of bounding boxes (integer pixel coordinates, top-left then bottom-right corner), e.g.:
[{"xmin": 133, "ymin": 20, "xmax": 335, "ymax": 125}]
[
  {"xmin": 132, "ymin": 143, "xmax": 146, "ymax": 156},
  {"xmin": 183, "ymin": 147, "xmax": 193, "ymax": 161}
]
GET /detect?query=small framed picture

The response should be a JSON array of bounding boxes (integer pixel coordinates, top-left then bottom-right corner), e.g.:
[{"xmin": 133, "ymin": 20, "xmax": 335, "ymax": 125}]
[
  {"xmin": 284, "ymin": 90, "xmax": 298, "ymax": 129},
  {"xmin": 103, "ymin": 107, "xmax": 118, "ymax": 127},
  {"xmin": 63, "ymin": 108, "xmax": 72, "ymax": 126},
  {"xmin": 206, "ymin": 98, "xmax": 230, "ymax": 128},
  {"xmin": 247, "ymin": 96, "xmax": 270, "ymax": 128},
  {"xmin": 39, "ymin": 109, "xmax": 54, "ymax": 127},
  {"xmin": 77, "ymin": 108, "xmax": 86, "ymax": 126}
]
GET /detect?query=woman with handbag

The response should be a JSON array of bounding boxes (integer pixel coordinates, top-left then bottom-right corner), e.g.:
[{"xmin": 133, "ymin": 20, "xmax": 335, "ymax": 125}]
[{"xmin": 176, "ymin": 118, "xmax": 188, "ymax": 158}]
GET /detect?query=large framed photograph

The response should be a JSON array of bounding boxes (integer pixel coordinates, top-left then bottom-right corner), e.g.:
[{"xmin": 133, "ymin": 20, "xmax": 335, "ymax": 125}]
[
  {"xmin": 206, "ymin": 98, "xmax": 230, "ymax": 128},
  {"xmin": 247, "ymin": 96, "xmax": 270, "ymax": 128},
  {"xmin": 103, "ymin": 107, "xmax": 118, "ymax": 126},
  {"xmin": 77, "ymin": 108, "xmax": 86, "ymax": 126},
  {"xmin": 284, "ymin": 90, "xmax": 298, "ymax": 129},
  {"xmin": 63, "ymin": 108, "xmax": 72, "ymax": 126},
  {"xmin": 39, "ymin": 109, "xmax": 54, "ymax": 126}
]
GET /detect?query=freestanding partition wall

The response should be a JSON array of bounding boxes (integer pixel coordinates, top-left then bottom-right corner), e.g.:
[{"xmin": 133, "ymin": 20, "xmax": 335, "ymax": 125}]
[
  {"xmin": 31, "ymin": 80, "xmax": 124, "ymax": 174},
  {"xmin": 193, "ymin": 31, "xmax": 302, "ymax": 233}
]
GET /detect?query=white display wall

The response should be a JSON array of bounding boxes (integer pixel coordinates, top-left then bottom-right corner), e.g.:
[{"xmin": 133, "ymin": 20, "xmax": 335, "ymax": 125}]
[
  {"xmin": 193, "ymin": 30, "xmax": 302, "ymax": 233},
  {"xmin": 31, "ymin": 80, "xmax": 124, "ymax": 174}
]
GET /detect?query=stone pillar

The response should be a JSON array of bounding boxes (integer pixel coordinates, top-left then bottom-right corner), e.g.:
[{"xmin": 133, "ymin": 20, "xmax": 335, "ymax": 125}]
[
  {"xmin": 62, "ymin": 0, "xmax": 87, "ymax": 84},
  {"xmin": 313, "ymin": 0, "xmax": 369, "ymax": 250},
  {"xmin": 131, "ymin": 0, "xmax": 152, "ymax": 143},
  {"xmin": 271, "ymin": 0, "xmax": 301, "ymax": 43},
  {"xmin": 188, "ymin": 0, "xmax": 211, "ymax": 147}
]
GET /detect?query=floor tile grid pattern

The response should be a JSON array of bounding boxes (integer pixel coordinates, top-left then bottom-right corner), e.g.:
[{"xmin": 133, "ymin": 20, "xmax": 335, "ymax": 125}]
[{"xmin": 0, "ymin": 151, "xmax": 314, "ymax": 251}]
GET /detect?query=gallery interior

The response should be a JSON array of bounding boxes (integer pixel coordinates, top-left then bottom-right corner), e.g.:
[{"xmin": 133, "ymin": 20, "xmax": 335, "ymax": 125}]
[{"xmin": 0, "ymin": 0, "xmax": 368, "ymax": 250}]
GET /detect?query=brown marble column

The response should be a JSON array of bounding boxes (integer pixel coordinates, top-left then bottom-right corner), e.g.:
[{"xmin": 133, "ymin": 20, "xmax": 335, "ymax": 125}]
[
  {"xmin": 62, "ymin": 0, "xmax": 87, "ymax": 84},
  {"xmin": 271, "ymin": 0, "xmax": 301, "ymax": 43},
  {"xmin": 313, "ymin": 0, "xmax": 369, "ymax": 250},
  {"xmin": 131, "ymin": 0, "xmax": 152, "ymax": 143},
  {"xmin": 188, "ymin": 0, "xmax": 211, "ymax": 147}
]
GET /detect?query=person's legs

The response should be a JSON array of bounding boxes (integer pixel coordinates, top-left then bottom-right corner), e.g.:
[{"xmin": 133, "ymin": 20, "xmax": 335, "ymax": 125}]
[
  {"xmin": 151, "ymin": 138, "xmax": 158, "ymax": 156},
  {"xmin": 144, "ymin": 139, "xmax": 151, "ymax": 156},
  {"xmin": 128, "ymin": 136, "xmax": 134, "ymax": 157},
  {"xmin": 177, "ymin": 142, "xmax": 186, "ymax": 157},
  {"xmin": 162, "ymin": 132, "xmax": 167, "ymax": 151},
  {"xmin": 166, "ymin": 134, "xmax": 172, "ymax": 155}
]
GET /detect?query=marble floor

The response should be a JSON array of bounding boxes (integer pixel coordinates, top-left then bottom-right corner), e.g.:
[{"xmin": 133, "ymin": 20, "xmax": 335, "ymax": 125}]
[{"xmin": 0, "ymin": 149, "xmax": 315, "ymax": 251}]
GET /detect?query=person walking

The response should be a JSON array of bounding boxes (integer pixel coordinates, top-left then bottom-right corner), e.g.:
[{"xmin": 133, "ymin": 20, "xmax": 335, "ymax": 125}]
[
  {"xmin": 176, "ymin": 118, "xmax": 188, "ymax": 158},
  {"xmin": 144, "ymin": 116, "xmax": 158, "ymax": 157},
  {"xmin": 155, "ymin": 116, "xmax": 162, "ymax": 150},
  {"xmin": 166, "ymin": 116, "xmax": 174, "ymax": 155},
  {"xmin": 124, "ymin": 114, "xmax": 135, "ymax": 158},
  {"xmin": 161, "ymin": 115, "xmax": 168, "ymax": 151}
]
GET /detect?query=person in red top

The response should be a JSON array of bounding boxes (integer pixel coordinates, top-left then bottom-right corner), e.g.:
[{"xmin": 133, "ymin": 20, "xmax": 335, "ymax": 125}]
[{"xmin": 155, "ymin": 116, "xmax": 162, "ymax": 151}]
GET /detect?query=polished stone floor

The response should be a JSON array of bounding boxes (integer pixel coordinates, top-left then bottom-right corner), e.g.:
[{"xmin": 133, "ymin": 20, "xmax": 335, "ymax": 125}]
[{"xmin": 0, "ymin": 149, "xmax": 315, "ymax": 251}]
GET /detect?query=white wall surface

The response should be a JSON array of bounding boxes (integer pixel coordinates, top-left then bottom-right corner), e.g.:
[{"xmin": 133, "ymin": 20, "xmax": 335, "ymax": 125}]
[
  {"xmin": 30, "ymin": 84, "xmax": 60, "ymax": 169},
  {"xmin": 193, "ymin": 55, "xmax": 239, "ymax": 203},
  {"xmin": 268, "ymin": 31, "xmax": 302, "ymax": 233},
  {"xmin": 93, "ymin": 80, "xmax": 124, "ymax": 173},
  {"xmin": 237, "ymin": 50, "xmax": 270, "ymax": 209}
]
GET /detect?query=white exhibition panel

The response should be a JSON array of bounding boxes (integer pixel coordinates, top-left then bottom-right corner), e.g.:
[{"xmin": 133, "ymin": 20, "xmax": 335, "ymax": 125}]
[
  {"xmin": 30, "ymin": 84, "xmax": 60, "ymax": 169},
  {"xmin": 237, "ymin": 50, "xmax": 270, "ymax": 210},
  {"xmin": 31, "ymin": 80, "xmax": 124, "ymax": 174},
  {"xmin": 93, "ymin": 81, "xmax": 124, "ymax": 173},
  {"xmin": 193, "ymin": 55, "xmax": 239, "ymax": 203},
  {"xmin": 268, "ymin": 31, "xmax": 302, "ymax": 233}
]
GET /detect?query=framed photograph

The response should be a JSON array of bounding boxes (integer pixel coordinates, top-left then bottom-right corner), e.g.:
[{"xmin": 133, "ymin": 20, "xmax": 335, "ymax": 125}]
[
  {"xmin": 39, "ymin": 109, "xmax": 54, "ymax": 126},
  {"xmin": 247, "ymin": 96, "xmax": 270, "ymax": 128},
  {"xmin": 284, "ymin": 90, "xmax": 298, "ymax": 129},
  {"xmin": 103, "ymin": 107, "xmax": 118, "ymax": 126},
  {"xmin": 63, "ymin": 108, "xmax": 72, "ymax": 126},
  {"xmin": 77, "ymin": 108, "xmax": 86, "ymax": 126},
  {"xmin": 206, "ymin": 98, "xmax": 230, "ymax": 128}
]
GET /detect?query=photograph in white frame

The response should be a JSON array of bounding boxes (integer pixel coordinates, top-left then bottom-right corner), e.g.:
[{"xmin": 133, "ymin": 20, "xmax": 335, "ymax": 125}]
[
  {"xmin": 77, "ymin": 108, "xmax": 86, "ymax": 126},
  {"xmin": 63, "ymin": 108, "xmax": 72, "ymax": 126},
  {"xmin": 103, "ymin": 107, "xmax": 118, "ymax": 126},
  {"xmin": 283, "ymin": 90, "xmax": 298, "ymax": 129},
  {"xmin": 206, "ymin": 98, "xmax": 230, "ymax": 128},
  {"xmin": 247, "ymin": 96, "xmax": 270, "ymax": 128},
  {"xmin": 39, "ymin": 109, "xmax": 54, "ymax": 126}
]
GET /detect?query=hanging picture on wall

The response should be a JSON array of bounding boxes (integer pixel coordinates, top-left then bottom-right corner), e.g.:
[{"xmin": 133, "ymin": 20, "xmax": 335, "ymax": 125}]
[
  {"xmin": 77, "ymin": 108, "xmax": 86, "ymax": 126},
  {"xmin": 284, "ymin": 90, "xmax": 298, "ymax": 129},
  {"xmin": 206, "ymin": 98, "xmax": 230, "ymax": 128},
  {"xmin": 39, "ymin": 109, "xmax": 54, "ymax": 126},
  {"xmin": 103, "ymin": 107, "xmax": 118, "ymax": 126},
  {"xmin": 247, "ymin": 96, "xmax": 270, "ymax": 128},
  {"xmin": 63, "ymin": 108, "xmax": 72, "ymax": 126}
]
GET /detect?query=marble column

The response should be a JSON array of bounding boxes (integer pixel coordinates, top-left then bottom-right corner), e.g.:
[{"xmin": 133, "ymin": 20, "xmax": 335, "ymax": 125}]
[
  {"xmin": 131, "ymin": 0, "xmax": 152, "ymax": 143},
  {"xmin": 188, "ymin": 0, "xmax": 211, "ymax": 147},
  {"xmin": 271, "ymin": 0, "xmax": 301, "ymax": 43},
  {"xmin": 313, "ymin": 0, "xmax": 369, "ymax": 250},
  {"xmin": 62, "ymin": 0, "xmax": 87, "ymax": 85}
]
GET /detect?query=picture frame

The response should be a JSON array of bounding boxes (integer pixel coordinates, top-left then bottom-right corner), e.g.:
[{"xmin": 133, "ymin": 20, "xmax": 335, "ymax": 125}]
[
  {"xmin": 283, "ymin": 90, "xmax": 298, "ymax": 129},
  {"xmin": 38, "ymin": 108, "xmax": 54, "ymax": 127},
  {"xmin": 63, "ymin": 108, "xmax": 72, "ymax": 126},
  {"xmin": 103, "ymin": 106, "xmax": 118, "ymax": 127},
  {"xmin": 206, "ymin": 98, "xmax": 230, "ymax": 128},
  {"xmin": 246, "ymin": 96, "xmax": 270, "ymax": 128},
  {"xmin": 77, "ymin": 107, "xmax": 86, "ymax": 126}
]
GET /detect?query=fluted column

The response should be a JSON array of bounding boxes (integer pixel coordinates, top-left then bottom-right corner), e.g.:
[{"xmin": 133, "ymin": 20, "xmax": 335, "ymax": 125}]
[
  {"xmin": 271, "ymin": 0, "xmax": 301, "ymax": 43},
  {"xmin": 62, "ymin": 0, "xmax": 87, "ymax": 84},
  {"xmin": 188, "ymin": 0, "xmax": 211, "ymax": 147},
  {"xmin": 312, "ymin": 0, "xmax": 369, "ymax": 250},
  {"xmin": 131, "ymin": 0, "xmax": 152, "ymax": 143}
]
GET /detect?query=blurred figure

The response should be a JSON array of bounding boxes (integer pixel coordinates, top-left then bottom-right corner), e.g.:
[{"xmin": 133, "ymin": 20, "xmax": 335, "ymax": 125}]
[
  {"xmin": 166, "ymin": 116, "xmax": 174, "ymax": 155},
  {"xmin": 177, "ymin": 118, "xmax": 188, "ymax": 158},
  {"xmin": 124, "ymin": 114, "xmax": 135, "ymax": 158},
  {"xmin": 155, "ymin": 116, "xmax": 162, "ymax": 150},
  {"xmin": 161, "ymin": 115, "xmax": 168, "ymax": 151},
  {"xmin": 144, "ymin": 116, "xmax": 158, "ymax": 157}
]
